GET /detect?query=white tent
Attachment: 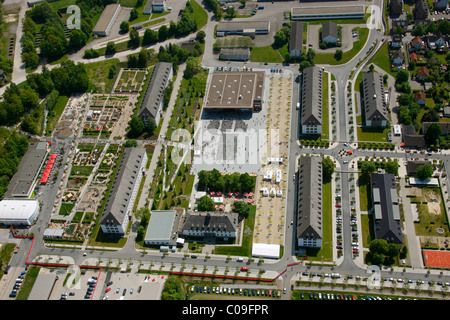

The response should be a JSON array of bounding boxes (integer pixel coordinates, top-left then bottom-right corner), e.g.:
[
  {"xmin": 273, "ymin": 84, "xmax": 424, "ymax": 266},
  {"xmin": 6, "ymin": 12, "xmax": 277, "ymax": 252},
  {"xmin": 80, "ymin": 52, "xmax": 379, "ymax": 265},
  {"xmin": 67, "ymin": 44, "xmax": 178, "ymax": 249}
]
[{"xmin": 252, "ymin": 243, "xmax": 280, "ymax": 259}]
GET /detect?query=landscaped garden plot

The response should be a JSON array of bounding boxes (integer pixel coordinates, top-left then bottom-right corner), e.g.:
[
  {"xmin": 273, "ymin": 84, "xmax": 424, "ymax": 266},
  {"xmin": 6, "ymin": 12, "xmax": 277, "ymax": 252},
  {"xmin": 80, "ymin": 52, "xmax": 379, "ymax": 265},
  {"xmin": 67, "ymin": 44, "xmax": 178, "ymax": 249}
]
[{"xmin": 115, "ymin": 69, "xmax": 148, "ymax": 93}]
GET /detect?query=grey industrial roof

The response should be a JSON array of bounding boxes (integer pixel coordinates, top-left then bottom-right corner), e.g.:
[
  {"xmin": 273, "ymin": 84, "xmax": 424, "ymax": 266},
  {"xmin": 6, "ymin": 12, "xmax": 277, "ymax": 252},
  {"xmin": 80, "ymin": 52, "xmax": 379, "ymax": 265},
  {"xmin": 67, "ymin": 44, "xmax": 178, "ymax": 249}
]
[
  {"xmin": 99, "ymin": 147, "xmax": 146, "ymax": 228},
  {"xmin": 181, "ymin": 211, "xmax": 239, "ymax": 234},
  {"xmin": 5, "ymin": 142, "xmax": 48, "ymax": 198},
  {"xmin": 289, "ymin": 21, "xmax": 303, "ymax": 53},
  {"xmin": 371, "ymin": 173, "xmax": 403, "ymax": 244},
  {"xmin": 138, "ymin": 62, "xmax": 172, "ymax": 120},
  {"xmin": 93, "ymin": 3, "xmax": 120, "ymax": 34},
  {"xmin": 362, "ymin": 72, "xmax": 388, "ymax": 122},
  {"xmin": 219, "ymin": 48, "xmax": 250, "ymax": 60},
  {"xmin": 144, "ymin": 210, "xmax": 179, "ymax": 242},
  {"xmin": 28, "ymin": 273, "xmax": 57, "ymax": 300},
  {"xmin": 296, "ymin": 156, "xmax": 323, "ymax": 240},
  {"xmin": 205, "ymin": 71, "xmax": 264, "ymax": 109},
  {"xmin": 291, "ymin": 5, "xmax": 365, "ymax": 16},
  {"xmin": 322, "ymin": 21, "xmax": 338, "ymax": 40},
  {"xmin": 301, "ymin": 66, "xmax": 323, "ymax": 126},
  {"xmin": 216, "ymin": 21, "xmax": 270, "ymax": 32}
]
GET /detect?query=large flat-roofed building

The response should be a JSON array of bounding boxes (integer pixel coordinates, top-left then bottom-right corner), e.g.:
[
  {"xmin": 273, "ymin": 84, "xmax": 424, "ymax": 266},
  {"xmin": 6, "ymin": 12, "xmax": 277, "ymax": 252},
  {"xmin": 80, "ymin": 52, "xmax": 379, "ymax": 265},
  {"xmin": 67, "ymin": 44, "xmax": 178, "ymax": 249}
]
[
  {"xmin": 216, "ymin": 21, "xmax": 270, "ymax": 37},
  {"xmin": 296, "ymin": 156, "xmax": 323, "ymax": 248},
  {"xmin": 138, "ymin": 62, "xmax": 173, "ymax": 126},
  {"xmin": 204, "ymin": 71, "xmax": 264, "ymax": 111},
  {"xmin": 291, "ymin": 5, "xmax": 365, "ymax": 20},
  {"xmin": 362, "ymin": 72, "xmax": 388, "ymax": 127},
  {"xmin": 370, "ymin": 173, "xmax": 403, "ymax": 244},
  {"xmin": 93, "ymin": 3, "xmax": 121, "ymax": 36},
  {"xmin": 4, "ymin": 142, "xmax": 48, "ymax": 199},
  {"xmin": 0, "ymin": 199, "xmax": 40, "ymax": 226},
  {"xmin": 289, "ymin": 21, "xmax": 304, "ymax": 59},
  {"xmin": 144, "ymin": 210, "xmax": 183, "ymax": 246},
  {"xmin": 300, "ymin": 66, "xmax": 323, "ymax": 135},
  {"xmin": 99, "ymin": 147, "xmax": 147, "ymax": 236}
]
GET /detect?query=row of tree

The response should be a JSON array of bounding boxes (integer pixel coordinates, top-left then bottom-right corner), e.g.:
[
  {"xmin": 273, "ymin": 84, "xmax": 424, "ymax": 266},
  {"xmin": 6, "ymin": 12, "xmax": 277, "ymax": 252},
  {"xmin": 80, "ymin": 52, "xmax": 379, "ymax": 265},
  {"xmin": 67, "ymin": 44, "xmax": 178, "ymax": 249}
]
[
  {"xmin": 197, "ymin": 169, "xmax": 256, "ymax": 193},
  {"xmin": 0, "ymin": 61, "xmax": 89, "ymax": 127},
  {"xmin": 366, "ymin": 239, "xmax": 407, "ymax": 266}
]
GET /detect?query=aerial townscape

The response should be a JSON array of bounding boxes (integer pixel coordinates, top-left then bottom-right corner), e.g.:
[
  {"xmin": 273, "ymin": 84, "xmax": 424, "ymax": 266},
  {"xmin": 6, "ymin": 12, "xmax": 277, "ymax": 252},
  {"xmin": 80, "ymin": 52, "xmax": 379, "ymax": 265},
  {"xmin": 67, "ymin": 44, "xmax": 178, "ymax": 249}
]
[{"xmin": 0, "ymin": 0, "xmax": 449, "ymax": 306}]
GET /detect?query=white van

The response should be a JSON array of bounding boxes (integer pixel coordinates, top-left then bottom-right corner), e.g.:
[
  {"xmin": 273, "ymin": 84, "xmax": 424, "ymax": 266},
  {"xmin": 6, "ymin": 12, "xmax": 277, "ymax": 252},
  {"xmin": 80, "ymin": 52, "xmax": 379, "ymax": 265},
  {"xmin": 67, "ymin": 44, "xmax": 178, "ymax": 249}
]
[
  {"xmin": 296, "ymin": 102, "xmax": 300, "ymax": 110},
  {"xmin": 237, "ymin": 258, "xmax": 244, "ymax": 262}
]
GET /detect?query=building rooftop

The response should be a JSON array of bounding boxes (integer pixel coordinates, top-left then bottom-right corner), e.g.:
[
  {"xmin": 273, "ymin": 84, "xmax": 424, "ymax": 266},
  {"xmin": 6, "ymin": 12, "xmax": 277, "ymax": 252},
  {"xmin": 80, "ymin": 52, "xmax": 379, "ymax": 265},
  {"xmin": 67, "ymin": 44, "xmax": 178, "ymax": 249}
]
[
  {"xmin": 216, "ymin": 21, "xmax": 270, "ymax": 32},
  {"xmin": 371, "ymin": 173, "xmax": 403, "ymax": 244},
  {"xmin": 99, "ymin": 147, "xmax": 147, "ymax": 229},
  {"xmin": 289, "ymin": 21, "xmax": 303, "ymax": 53},
  {"xmin": 204, "ymin": 71, "xmax": 264, "ymax": 110},
  {"xmin": 5, "ymin": 142, "xmax": 48, "ymax": 198},
  {"xmin": 138, "ymin": 62, "xmax": 172, "ymax": 120},
  {"xmin": 181, "ymin": 211, "xmax": 239, "ymax": 234},
  {"xmin": 144, "ymin": 210, "xmax": 182, "ymax": 243},
  {"xmin": 322, "ymin": 21, "xmax": 338, "ymax": 40},
  {"xmin": 362, "ymin": 72, "xmax": 388, "ymax": 122},
  {"xmin": 301, "ymin": 66, "xmax": 323, "ymax": 126},
  {"xmin": 296, "ymin": 156, "xmax": 323, "ymax": 240},
  {"xmin": 93, "ymin": 3, "xmax": 120, "ymax": 34}
]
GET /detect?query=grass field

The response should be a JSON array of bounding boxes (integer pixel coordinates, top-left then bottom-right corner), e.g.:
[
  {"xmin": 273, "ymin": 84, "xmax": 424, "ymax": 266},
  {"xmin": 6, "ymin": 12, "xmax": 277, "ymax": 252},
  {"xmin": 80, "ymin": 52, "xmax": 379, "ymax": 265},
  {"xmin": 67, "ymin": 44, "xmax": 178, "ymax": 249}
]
[
  {"xmin": 46, "ymin": 95, "xmax": 69, "ymax": 134},
  {"xmin": 368, "ymin": 42, "xmax": 397, "ymax": 77},
  {"xmin": 250, "ymin": 45, "xmax": 283, "ymax": 63}
]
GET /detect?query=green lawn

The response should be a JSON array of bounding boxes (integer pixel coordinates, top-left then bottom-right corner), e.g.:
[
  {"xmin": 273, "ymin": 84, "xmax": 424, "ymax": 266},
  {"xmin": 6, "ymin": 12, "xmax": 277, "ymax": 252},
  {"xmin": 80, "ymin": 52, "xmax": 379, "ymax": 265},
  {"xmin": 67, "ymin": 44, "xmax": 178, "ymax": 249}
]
[
  {"xmin": 214, "ymin": 206, "xmax": 256, "ymax": 257},
  {"xmin": 85, "ymin": 58, "xmax": 123, "ymax": 93},
  {"xmin": 46, "ymin": 95, "xmax": 69, "ymax": 134},
  {"xmin": 250, "ymin": 45, "xmax": 283, "ymax": 63},
  {"xmin": 357, "ymin": 126, "xmax": 389, "ymax": 142},
  {"xmin": 313, "ymin": 27, "xmax": 369, "ymax": 65},
  {"xmin": 368, "ymin": 42, "xmax": 397, "ymax": 77}
]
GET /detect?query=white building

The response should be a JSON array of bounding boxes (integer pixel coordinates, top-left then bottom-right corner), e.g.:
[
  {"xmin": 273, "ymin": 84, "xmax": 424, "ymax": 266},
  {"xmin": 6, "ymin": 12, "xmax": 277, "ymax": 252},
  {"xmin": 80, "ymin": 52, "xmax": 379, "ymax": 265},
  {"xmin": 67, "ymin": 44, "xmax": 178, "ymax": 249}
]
[{"xmin": 0, "ymin": 199, "xmax": 40, "ymax": 226}]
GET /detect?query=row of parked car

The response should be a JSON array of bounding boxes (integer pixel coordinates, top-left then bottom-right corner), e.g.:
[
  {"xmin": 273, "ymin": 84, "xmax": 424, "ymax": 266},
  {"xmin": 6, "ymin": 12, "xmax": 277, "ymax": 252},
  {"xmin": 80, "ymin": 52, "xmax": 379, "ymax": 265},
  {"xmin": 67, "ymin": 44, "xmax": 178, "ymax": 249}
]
[
  {"xmin": 84, "ymin": 276, "xmax": 98, "ymax": 299},
  {"xmin": 9, "ymin": 270, "xmax": 26, "ymax": 298},
  {"xmin": 190, "ymin": 285, "xmax": 282, "ymax": 298}
]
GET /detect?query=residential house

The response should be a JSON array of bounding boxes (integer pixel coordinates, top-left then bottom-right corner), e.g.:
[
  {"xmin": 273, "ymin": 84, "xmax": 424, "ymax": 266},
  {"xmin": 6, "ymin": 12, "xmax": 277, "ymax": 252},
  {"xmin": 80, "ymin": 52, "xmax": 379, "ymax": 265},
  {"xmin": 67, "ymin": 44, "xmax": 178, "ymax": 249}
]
[
  {"xmin": 363, "ymin": 72, "xmax": 388, "ymax": 127},
  {"xmin": 427, "ymin": 33, "xmax": 447, "ymax": 50},
  {"xmin": 390, "ymin": 34, "xmax": 403, "ymax": 49},
  {"xmin": 289, "ymin": 21, "xmax": 304, "ymax": 59},
  {"xmin": 416, "ymin": 66, "xmax": 430, "ymax": 81},
  {"xmin": 409, "ymin": 52, "xmax": 418, "ymax": 63},
  {"xmin": 434, "ymin": 0, "xmax": 448, "ymax": 11},
  {"xmin": 390, "ymin": 0, "xmax": 403, "ymax": 15},
  {"xmin": 410, "ymin": 36, "xmax": 425, "ymax": 52},
  {"xmin": 370, "ymin": 173, "xmax": 403, "ymax": 244},
  {"xmin": 391, "ymin": 51, "xmax": 404, "ymax": 67},
  {"xmin": 443, "ymin": 106, "xmax": 450, "ymax": 117},
  {"xmin": 300, "ymin": 66, "xmax": 323, "ymax": 135},
  {"xmin": 296, "ymin": 156, "xmax": 323, "ymax": 249},
  {"xmin": 422, "ymin": 122, "xmax": 450, "ymax": 135},
  {"xmin": 402, "ymin": 125, "xmax": 427, "ymax": 149},
  {"xmin": 322, "ymin": 21, "xmax": 338, "ymax": 45},
  {"xmin": 414, "ymin": 0, "xmax": 428, "ymax": 20},
  {"xmin": 414, "ymin": 91, "xmax": 426, "ymax": 106},
  {"xmin": 406, "ymin": 160, "xmax": 432, "ymax": 176}
]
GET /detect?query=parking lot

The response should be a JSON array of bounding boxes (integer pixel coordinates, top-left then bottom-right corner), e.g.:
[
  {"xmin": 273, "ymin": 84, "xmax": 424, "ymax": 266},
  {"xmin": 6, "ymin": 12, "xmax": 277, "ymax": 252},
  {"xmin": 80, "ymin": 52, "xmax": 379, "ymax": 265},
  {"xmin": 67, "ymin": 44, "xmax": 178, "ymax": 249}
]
[{"xmin": 48, "ymin": 268, "xmax": 166, "ymax": 300}]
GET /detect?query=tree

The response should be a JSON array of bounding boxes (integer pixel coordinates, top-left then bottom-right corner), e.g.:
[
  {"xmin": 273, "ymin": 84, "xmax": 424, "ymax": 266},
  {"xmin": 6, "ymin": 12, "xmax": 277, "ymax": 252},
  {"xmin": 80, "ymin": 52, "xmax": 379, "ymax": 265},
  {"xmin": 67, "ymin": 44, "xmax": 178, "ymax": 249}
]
[
  {"xmin": 384, "ymin": 161, "xmax": 399, "ymax": 176},
  {"xmin": 22, "ymin": 51, "xmax": 39, "ymax": 70},
  {"xmin": 239, "ymin": 173, "xmax": 255, "ymax": 192},
  {"xmin": 196, "ymin": 30, "xmax": 206, "ymax": 43},
  {"xmin": 425, "ymin": 122, "xmax": 442, "ymax": 145},
  {"xmin": 69, "ymin": 29, "xmax": 87, "ymax": 51},
  {"xmin": 158, "ymin": 25, "xmax": 169, "ymax": 42},
  {"xmin": 421, "ymin": 109, "xmax": 439, "ymax": 123},
  {"xmin": 416, "ymin": 163, "xmax": 433, "ymax": 180},
  {"xmin": 128, "ymin": 116, "xmax": 145, "ymax": 138},
  {"xmin": 395, "ymin": 69, "xmax": 409, "ymax": 85},
  {"xmin": 437, "ymin": 19, "xmax": 450, "ymax": 35},
  {"xmin": 143, "ymin": 28, "xmax": 158, "ymax": 46},
  {"xmin": 411, "ymin": 24, "xmax": 425, "ymax": 37},
  {"xmin": 225, "ymin": 6, "xmax": 236, "ymax": 19},
  {"xmin": 273, "ymin": 29, "xmax": 287, "ymax": 48},
  {"xmin": 334, "ymin": 49, "xmax": 343, "ymax": 61},
  {"xmin": 184, "ymin": 57, "xmax": 202, "ymax": 78},
  {"xmin": 197, "ymin": 195, "xmax": 215, "ymax": 212},
  {"xmin": 145, "ymin": 117, "xmax": 156, "ymax": 135},
  {"xmin": 233, "ymin": 201, "xmax": 250, "ymax": 218},
  {"xmin": 124, "ymin": 139, "xmax": 138, "ymax": 147},
  {"xmin": 322, "ymin": 157, "xmax": 335, "ymax": 182},
  {"xmin": 426, "ymin": 21, "xmax": 437, "ymax": 34},
  {"xmin": 161, "ymin": 277, "xmax": 183, "ymax": 300},
  {"xmin": 105, "ymin": 42, "xmax": 116, "ymax": 55},
  {"xmin": 137, "ymin": 48, "xmax": 149, "ymax": 68},
  {"xmin": 120, "ymin": 21, "xmax": 129, "ymax": 33},
  {"xmin": 129, "ymin": 8, "xmax": 138, "ymax": 21},
  {"xmin": 129, "ymin": 28, "xmax": 141, "ymax": 48}
]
